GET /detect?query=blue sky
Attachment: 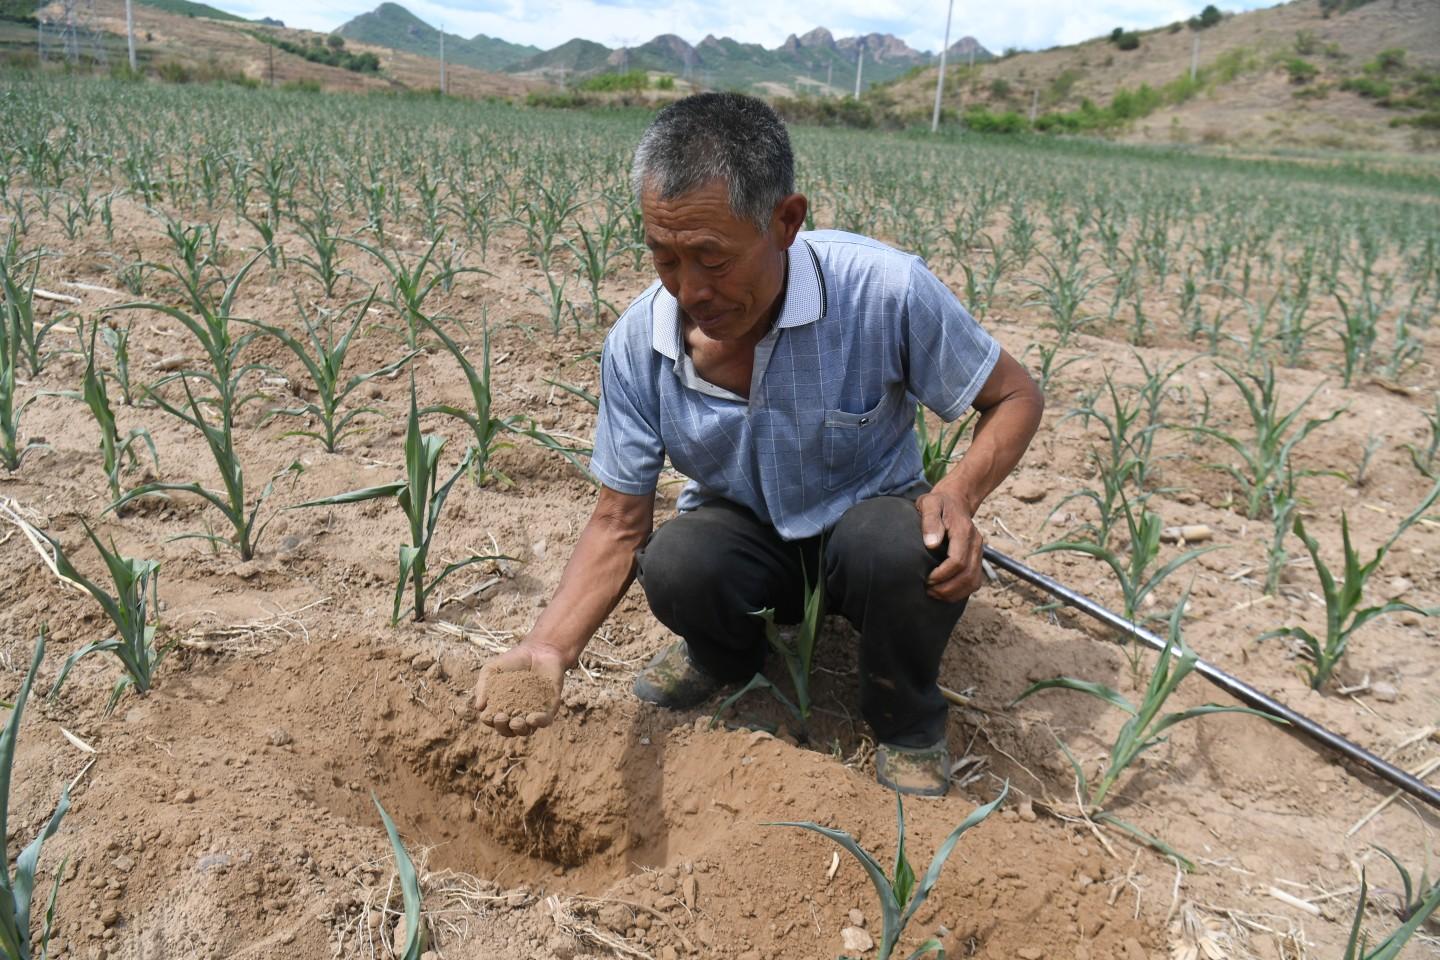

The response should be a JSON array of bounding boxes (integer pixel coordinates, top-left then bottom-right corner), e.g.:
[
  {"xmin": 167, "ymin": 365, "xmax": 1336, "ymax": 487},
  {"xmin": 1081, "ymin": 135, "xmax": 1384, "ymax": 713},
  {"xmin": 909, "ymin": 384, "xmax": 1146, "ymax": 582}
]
[{"xmin": 221, "ymin": 0, "xmax": 1286, "ymax": 54}]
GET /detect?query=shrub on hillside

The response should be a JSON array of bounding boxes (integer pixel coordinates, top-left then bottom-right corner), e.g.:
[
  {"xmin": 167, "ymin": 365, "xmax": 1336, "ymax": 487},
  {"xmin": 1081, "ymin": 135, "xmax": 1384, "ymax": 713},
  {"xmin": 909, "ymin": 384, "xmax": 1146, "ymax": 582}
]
[
  {"xmin": 1285, "ymin": 58, "xmax": 1319, "ymax": 84},
  {"xmin": 1115, "ymin": 32, "xmax": 1141, "ymax": 51}
]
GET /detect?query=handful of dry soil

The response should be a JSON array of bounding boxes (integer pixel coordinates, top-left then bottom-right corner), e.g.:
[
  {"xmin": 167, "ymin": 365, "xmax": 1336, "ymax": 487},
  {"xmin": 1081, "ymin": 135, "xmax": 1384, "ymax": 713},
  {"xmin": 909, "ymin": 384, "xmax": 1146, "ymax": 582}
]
[{"xmin": 485, "ymin": 670, "xmax": 554, "ymax": 719}]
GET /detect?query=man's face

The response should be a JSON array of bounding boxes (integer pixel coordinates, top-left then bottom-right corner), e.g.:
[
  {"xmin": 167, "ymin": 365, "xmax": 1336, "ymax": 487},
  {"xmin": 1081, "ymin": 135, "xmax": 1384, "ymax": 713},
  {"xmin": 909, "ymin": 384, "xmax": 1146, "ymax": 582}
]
[{"xmin": 641, "ymin": 179, "xmax": 793, "ymax": 343}]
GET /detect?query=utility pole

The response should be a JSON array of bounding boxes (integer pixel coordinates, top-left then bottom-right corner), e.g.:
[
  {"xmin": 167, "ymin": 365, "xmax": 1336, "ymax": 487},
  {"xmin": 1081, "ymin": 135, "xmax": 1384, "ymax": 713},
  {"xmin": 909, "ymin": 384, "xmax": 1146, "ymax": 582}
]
[
  {"xmin": 930, "ymin": 0, "xmax": 954, "ymax": 132},
  {"xmin": 268, "ymin": 42, "xmax": 274, "ymax": 86},
  {"xmin": 852, "ymin": 38, "xmax": 864, "ymax": 98},
  {"xmin": 1190, "ymin": 33, "xmax": 1199, "ymax": 81},
  {"xmin": 124, "ymin": 0, "xmax": 135, "ymax": 72},
  {"xmin": 1029, "ymin": 86, "xmax": 1038, "ymax": 123},
  {"xmin": 439, "ymin": 24, "xmax": 446, "ymax": 95},
  {"xmin": 826, "ymin": 60, "xmax": 832, "ymax": 95}
]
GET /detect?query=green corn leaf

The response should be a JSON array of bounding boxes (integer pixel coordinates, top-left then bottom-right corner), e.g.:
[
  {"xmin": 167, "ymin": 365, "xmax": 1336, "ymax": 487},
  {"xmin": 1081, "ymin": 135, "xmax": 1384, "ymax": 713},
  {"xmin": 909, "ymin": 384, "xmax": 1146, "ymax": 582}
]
[
  {"xmin": 372, "ymin": 794, "xmax": 425, "ymax": 960},
  {"xmin": 1012, "ymin": 677, "xmax": 1137, "ymax": 715},
  {"xmin": 900, "ymin": 784, "xmax": 1009, "ymax": 932}
]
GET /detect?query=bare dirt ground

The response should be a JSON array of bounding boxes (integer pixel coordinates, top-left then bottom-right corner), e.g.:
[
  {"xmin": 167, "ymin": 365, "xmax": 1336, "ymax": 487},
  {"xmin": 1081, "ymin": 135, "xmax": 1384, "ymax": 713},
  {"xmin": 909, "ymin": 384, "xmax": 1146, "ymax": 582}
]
[{"xmin": 1, "ymin": 180, "xmax": 1438, "ymax": 960}]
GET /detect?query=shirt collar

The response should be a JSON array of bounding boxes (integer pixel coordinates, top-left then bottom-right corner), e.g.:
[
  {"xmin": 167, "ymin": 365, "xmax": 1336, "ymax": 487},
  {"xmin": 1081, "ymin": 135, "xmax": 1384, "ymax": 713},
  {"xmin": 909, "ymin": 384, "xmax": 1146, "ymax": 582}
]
[{"xmin": 650, "ymin": 237, "xmax": 828, "ymax": 361}]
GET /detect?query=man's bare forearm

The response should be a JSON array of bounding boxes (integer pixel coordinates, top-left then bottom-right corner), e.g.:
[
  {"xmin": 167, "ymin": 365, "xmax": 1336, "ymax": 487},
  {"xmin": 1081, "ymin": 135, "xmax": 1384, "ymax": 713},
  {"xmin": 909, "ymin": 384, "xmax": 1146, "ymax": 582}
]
[
  {"xmin": 524, "ymin": 488, "xmax": 655, "ymax": 668},
  {"xmin": 935, "ymin": 351, "xmax": 1044, "ymax": 515}
]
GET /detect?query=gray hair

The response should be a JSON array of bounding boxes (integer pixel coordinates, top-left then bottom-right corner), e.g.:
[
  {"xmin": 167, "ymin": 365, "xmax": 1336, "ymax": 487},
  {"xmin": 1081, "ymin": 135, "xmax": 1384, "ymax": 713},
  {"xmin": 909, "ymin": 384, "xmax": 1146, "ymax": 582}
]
[{"xmin": 630, "ymin": 92, "xmax": 794, "ymax": 231}]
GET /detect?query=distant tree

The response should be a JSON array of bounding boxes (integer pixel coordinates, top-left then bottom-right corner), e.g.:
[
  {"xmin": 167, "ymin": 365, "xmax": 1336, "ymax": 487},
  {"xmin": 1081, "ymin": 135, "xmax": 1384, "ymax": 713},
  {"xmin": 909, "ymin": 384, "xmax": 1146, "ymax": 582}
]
[
  {"xmin": 1116, "ymin": 32, "xmax": 1141, "ymax": 50},
  {"xmin": 1110, "ymin": 27, "xmax": 1125, "ymax": 43},
  {"xmin": 327, "ymin": 34, "xmax": 345, "ymax": 50},
  {"xmin": 1190, "ymin": 4, "xmax": 1222, "ymax": 28}
]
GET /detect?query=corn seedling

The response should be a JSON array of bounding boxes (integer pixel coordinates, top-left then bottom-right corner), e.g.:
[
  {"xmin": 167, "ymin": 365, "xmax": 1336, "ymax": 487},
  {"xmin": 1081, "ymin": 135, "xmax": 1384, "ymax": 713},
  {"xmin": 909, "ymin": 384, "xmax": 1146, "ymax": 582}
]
[
  {"xmin": 292, "ymin": 209, "xmax": 345, "ymax": 298},
  {"xmin": 1263, "ymin": 489, "xmax": 1298, "ymax": 596},
  {"xmin": 1261, "ymin": 479, "xmax": 1440, "ymax": 690},
  {"xmin": 39, "ymin": 520, "xmax": 163, "ymax": 710},
  {"xmin": 112, "ymin": 376, "xmax": 286, "ymax": 560},
  {"xmin": 115, "ymin": 248, "xmax": 267, "ymax": 414},
  {"xmin": 243, "ymin": 291, "xmax": 416, "ymax": 453},
  {"xmin": 297, "ymin": 378, "xmax": 508, "ymax": 622},
  {"xmin": 1342, "ymin": 867, "xmax": 1440, "ymax": 960},
  {"xmin": 1014, "ymin": 591, "xmax": 1280, "ymax": 865},
  {"xmin": 420, "ymin": 313, "xmax": 515, "ymax": 486},
  {"xmin": 0, "ymin": 290, "xmax": 42, "ymax": 472},
  {"xmin": 1, "ymin": 629, "xmax": 72, "ymax": 960},
  {"xmin": 1369, "ymin": 846, "xmax": 1437, "ymax": 925},
  {"xmin": 100, "ymin": 316, "xmax": 136, "ymax": 406},
  {"xmin": 372, "ymin": 794, "xmax": 427, "ymax": 959},
  {"xmin": 1403, "ymin": 393, "xmax": 1439, "ymax": 479},
  {"xmin": 42, "ymin": 325, "xmax": 158, "ymax": 502},
  {"xmin": 1, "ymin": 237, "xmax": 62, "ymax": 377},
  {"xmin": 1037, "ymin": 493, "xmax": 1218, "ymax": 682},
  {"xmin": 1023, "ymin": 340, "xmax": 1086, "ymax": 394},
  {"xmin": 347, "ymin": 233, "xmax": 485, "ymax": 350},
  {"xmin": 1190, "ymin": 362, "xmax": 1341, "ymax": 519},
  {"xmin": 712, "ymin": 555, "xmax": 825, "ymax": 732},
  {"xmin": 1023, "ymin": 252, "xmax": 1105, "ymax": 346},
  {"xmin": 766, "ymin": 783, "xmax": 1008, "ymax": 960},
  {"xmin": 914, "ymin": 409, "xmax": 976, "ymax": 486}
]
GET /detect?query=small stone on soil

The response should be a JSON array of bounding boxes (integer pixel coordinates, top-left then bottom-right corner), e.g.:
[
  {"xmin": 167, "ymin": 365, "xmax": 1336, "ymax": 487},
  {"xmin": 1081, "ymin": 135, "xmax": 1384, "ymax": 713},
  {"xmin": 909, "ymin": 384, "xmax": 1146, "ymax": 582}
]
[{"xmin": 841, "ymin": 926, "xmax": 874, "ymax": 952}]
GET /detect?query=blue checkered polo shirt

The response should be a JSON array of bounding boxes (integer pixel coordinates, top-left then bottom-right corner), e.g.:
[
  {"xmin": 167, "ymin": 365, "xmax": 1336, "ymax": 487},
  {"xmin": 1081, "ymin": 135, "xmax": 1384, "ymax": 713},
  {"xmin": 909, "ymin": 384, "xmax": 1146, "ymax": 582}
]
[{"xmin": 589, "ymin": 230, "xmax": 1000, "ymax": 541}]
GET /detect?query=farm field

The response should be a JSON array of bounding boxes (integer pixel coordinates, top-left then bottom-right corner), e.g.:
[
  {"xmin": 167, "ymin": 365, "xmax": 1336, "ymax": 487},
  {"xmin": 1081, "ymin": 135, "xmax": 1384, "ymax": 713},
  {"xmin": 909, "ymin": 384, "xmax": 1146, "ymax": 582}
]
[{"xmin": 1, "ymin": 75, "xmax": 1438, "ymax": 960}]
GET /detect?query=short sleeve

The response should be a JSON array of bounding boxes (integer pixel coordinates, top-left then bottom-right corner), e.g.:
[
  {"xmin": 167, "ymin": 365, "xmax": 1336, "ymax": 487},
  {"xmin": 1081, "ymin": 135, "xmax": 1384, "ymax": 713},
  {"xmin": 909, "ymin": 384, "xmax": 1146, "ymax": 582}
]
[
  {"xmin": 589, "ymin": 334, "xmax": 665, "ymax": 495},
  {"xmin": 903, "ymin": 259, "xmax": 1001, "ymax": 422}
]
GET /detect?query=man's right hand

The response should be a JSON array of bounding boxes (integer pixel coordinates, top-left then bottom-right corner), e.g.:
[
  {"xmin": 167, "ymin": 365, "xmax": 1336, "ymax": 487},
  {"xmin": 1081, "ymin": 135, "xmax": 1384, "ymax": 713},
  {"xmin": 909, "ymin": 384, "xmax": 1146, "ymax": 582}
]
[{"xmin": 473, "ymin": 641, "xmax": 568, "ymax": 737}]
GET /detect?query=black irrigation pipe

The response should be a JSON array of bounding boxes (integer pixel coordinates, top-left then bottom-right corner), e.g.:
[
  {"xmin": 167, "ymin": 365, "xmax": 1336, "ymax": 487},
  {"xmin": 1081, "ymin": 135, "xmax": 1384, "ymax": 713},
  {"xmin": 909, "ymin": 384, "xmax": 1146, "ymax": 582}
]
[{"xmin": 982, "ymin": 545, "xmax": 1440, "ymax": 813}]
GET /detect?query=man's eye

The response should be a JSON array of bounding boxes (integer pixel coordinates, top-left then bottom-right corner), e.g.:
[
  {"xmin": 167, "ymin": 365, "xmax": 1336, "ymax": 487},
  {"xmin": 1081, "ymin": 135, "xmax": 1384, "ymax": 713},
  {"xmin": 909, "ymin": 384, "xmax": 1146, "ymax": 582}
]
[{"xmin": 701, "ymin": 260, "xmax": 730, "ymax": 271}]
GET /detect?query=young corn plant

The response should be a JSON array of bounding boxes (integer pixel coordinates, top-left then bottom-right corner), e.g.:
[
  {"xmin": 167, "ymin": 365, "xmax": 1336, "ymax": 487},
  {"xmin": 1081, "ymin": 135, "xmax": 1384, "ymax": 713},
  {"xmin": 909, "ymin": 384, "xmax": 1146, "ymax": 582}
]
[
  {"xmin": 112, "ymin": 377, "xmax": 286, "ymax": 561},
  {"xmin": 1261, "ymin": 479, "xmax": 1440, "ymax": 691},
  {"xmin": 914, "ymin": 409, "xmax": 976, "ymax": 486},
  {"xmin": 347, "ymin": 233, "xmax": 484, "ymax": 350},
  {"xmin": 1190, "ymin": 363, "xmax": 1341, "ymax": 520},
  {"xmin": 44, "ymin": 325, "xmax": 158, "ymax": 502},
  {"xmin": 0, "ymin": 292, "xmax": 42, "ymax": 472},
  {"xmin": 115, "ymin": 249, "xmax": 267, "ymax": 415},
  {"xmin": 420, "ymin": 313, "xmax": 515, "ymax": 487},
  {"xmin": 101, "ymin": 316, "xmax": 136, "ymax": 407},
  {"xmin": 293, "ymin": 211, "xmax": 345, "ymax": 298},
  {"xmin": 1036, "ymin": 494, "xmax": 1218, "ymax": 683},
  {"xmin": 767, "ymin": 784, "xmax": 1008, "ymax": 960},
  {"xmin": 243, "ymin": 291, "xmax": 417, "ymax": 453},
  {"xmin": 373, "ymin": 794, "xmax": 427, "ymax": 959},
  {"xmin": 1, "ymin": 629, "xmax": 72, "ymax": 960},
  {"xmin": 296, "ymin": 379, "xmax": 507, "ymax": 623},
  {"xmin": 1, "ymin": 236, "xmax": 62, "ymax": 376},
  {"xmin": 39, "ymin": 520, "xmax": 163, "ymax": 710},
  {"xmin": 1403, "ymin": 393, "xmax": 1439, "ymax": 479},
  {"xmin": 1014, "ymin": 592, "xmax": 1280, "ymax": 866},
  {"xmin": 713, "ymin": 554, "xmax": 825, "ymax": 732},
  {"xmin": 1342, "ymin": 867, "xmax": 1440, "ymax": 960}
]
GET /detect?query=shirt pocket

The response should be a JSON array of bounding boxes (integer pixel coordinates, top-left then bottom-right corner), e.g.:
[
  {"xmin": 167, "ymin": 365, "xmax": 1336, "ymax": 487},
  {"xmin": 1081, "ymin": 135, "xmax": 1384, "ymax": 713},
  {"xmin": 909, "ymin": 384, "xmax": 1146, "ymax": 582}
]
[{"xmin": 822, "ymin": 390, "xmax": 898, "ymax": 491}]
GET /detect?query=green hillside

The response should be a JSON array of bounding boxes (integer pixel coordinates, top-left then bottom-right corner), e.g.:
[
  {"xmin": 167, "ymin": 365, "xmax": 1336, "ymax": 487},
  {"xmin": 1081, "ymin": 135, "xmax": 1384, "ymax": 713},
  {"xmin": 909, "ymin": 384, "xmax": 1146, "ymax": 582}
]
[
  {"xmin": 140, "ymin": 0, "xmax": 246, "ymax": 22},
  {"xmin": 511, "ymin": 37, "xmax": 612, "ymax": 75},
  {"xmin": 337, "ymin": 2, "xmax": 537, "ymax": 72}
]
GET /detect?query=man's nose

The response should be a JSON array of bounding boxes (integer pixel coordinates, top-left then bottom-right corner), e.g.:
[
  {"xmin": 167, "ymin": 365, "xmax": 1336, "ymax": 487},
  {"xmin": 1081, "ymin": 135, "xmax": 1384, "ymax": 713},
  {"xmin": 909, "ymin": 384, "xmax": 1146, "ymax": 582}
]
[{"xmin": 675, "ymin": 263, "xmax": 714, "ymax": 311}]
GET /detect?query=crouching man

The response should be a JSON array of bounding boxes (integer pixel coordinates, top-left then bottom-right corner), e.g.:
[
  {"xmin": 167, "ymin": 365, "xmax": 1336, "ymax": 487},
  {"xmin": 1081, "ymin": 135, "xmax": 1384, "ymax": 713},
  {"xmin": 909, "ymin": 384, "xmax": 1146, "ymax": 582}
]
[{"xmin": 475, "ymin": 92, "xmax": 1043, "ymax": 796}]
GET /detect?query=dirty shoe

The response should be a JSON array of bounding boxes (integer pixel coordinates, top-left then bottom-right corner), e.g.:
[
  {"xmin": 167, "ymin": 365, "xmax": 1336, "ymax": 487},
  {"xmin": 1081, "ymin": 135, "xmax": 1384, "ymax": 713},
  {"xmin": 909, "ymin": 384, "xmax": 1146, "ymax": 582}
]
[
  {"xmin": 632, "ymin": 640, "xmax": 723, "ymax": 709},
  {"xmin": 876, "ymin": 739, "xmax": 950, "ymax": 797}
]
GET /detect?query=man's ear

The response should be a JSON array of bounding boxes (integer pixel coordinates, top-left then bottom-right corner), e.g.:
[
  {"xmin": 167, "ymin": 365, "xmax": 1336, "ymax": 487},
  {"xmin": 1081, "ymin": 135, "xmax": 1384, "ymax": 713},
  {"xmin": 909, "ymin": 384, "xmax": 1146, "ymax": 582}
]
[{"xmin": 770, "ymin": 193, "xmax": 808, "ymax": 248}]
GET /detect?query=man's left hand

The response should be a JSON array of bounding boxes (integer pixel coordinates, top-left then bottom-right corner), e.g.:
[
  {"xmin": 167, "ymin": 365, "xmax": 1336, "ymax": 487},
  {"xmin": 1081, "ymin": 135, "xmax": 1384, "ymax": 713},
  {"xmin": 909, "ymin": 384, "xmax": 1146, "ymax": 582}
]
[{"xmin": 915, "ymin": 489, "xmax": 984, "ymax": 602}]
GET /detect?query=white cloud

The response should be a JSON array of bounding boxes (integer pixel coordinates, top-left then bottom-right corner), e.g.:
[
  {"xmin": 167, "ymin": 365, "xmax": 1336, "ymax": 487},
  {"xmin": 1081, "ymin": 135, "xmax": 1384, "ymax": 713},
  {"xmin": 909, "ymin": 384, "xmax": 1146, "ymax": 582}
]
[{"xmin": 223, "ymin": 0, "xmax": 1286, "ymax": 55}]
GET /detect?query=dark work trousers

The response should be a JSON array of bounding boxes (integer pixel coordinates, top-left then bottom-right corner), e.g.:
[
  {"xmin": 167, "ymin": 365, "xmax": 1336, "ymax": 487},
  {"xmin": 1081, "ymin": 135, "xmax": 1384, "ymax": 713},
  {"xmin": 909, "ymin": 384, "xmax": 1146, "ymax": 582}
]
[{"xmin": 634, "ymin": 493, "xmax": 968, "ymax": 748}]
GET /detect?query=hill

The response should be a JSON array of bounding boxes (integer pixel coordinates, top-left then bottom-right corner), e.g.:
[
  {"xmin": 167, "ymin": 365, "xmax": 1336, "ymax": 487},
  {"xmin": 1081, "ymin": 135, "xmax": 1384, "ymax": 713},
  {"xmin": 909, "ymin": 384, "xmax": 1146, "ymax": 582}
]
[
  {"xmin": 15, "ymin": 0, "xmax": 543, "ymax": 99},
  {"xmin": 336, "ymin": 3, "xmax": 538, "ymax": 72},
  {"xmin": 139, "ymin": 0, "xmax": 245, "ymax": 22},
  {"xmin": 509, "ymin": 24, "xmax": 992, "ymax": 95},
  {"xmin": 878, "ymin": 0, "xmax": 1438, "ymax": 152}
]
